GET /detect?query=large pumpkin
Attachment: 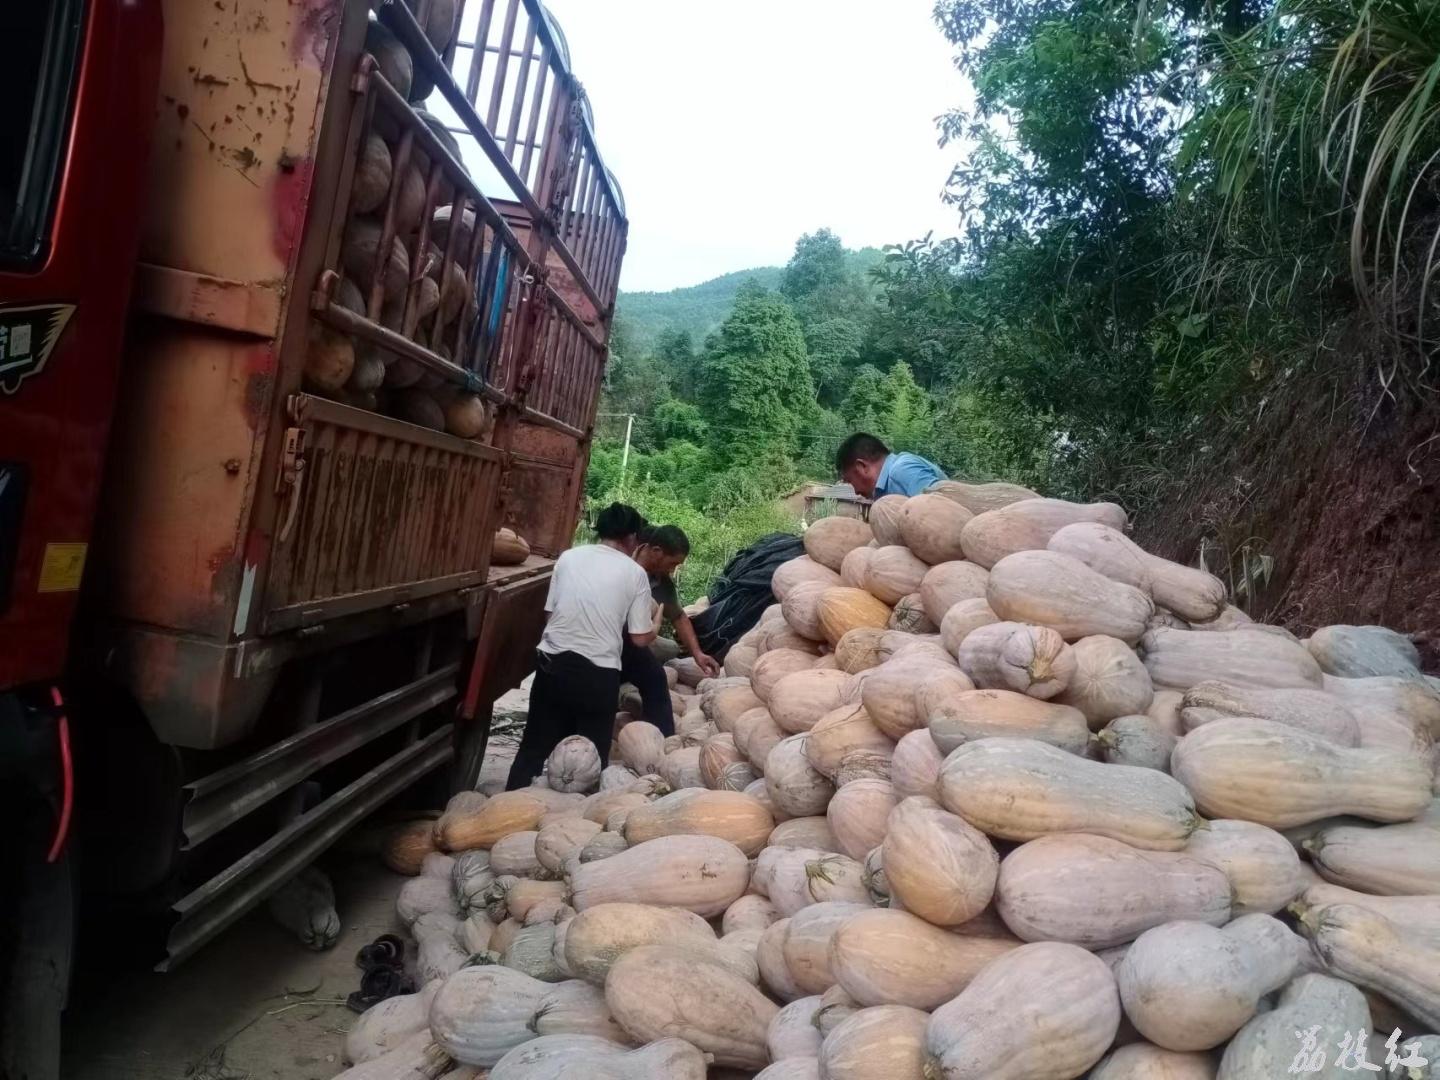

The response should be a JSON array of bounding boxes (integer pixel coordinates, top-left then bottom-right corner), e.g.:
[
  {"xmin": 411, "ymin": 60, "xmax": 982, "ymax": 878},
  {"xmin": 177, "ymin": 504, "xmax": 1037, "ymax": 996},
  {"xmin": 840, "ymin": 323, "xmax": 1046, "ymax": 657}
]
[
  {"xmin": 803, "ymin": 516, "xmax": 875, "ymax": 572},
  {"xmin": 867, "ymin": 495, "xmax": 908, "ymax": 545},
  {"xmin": 865, "ymin": 546, "xmax": 929, "ymax": 606},
  {"xmin": 919, "ymin": 560, "xmax": 990, "ymax": 625},
  {"xmin": 817, "ymin": 587, "xmax": 892, "ymax": 646},
  {"xmin": 772, "ymin": 556, "xmax": 842, "ymax": 601},
  {"xmin": 960, "ymin": 498, "xmax": 1128, "ymax": 569},
  {"xmin": 897, "ymin": 493, "xmax": 973, "ymax": 565}
]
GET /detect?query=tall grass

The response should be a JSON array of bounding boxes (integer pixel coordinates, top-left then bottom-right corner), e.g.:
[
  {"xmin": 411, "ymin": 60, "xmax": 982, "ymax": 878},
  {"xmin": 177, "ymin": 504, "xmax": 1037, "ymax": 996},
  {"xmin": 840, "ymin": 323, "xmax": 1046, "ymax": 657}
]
[
  {"xmin": 581, "ymin": 481, "xmax": 801, "ymax": 605},
  {"xmin": 1198, "ymin": 0, "xmax": 1440, "ymax": 383}
]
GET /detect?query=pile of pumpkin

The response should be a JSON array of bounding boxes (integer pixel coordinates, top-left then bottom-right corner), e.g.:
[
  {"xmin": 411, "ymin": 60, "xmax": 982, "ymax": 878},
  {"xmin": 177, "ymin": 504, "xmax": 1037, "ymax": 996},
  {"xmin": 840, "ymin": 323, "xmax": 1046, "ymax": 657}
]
[
  {"xmin": 342, "ymin": 482, "xmax": 1440, "ymax": 1080},
  {"xmin": 304, "ymin": 7, "xmax": 493, "ymax": 442}
]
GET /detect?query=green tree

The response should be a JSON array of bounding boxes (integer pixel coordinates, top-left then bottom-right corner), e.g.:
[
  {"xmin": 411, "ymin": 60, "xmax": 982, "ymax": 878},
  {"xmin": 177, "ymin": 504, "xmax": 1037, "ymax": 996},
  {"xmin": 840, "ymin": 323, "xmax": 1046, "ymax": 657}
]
[
  {"xmin": 697, "ymin": 284, "xmax": 816, "ymax": 467},
  {"xmin": 652, "ymin": 398, "xmax": 708, "ymax": 447},
  {"xmin": 780, "ymin": 229, "xmax": 849, "ymax": 305}
]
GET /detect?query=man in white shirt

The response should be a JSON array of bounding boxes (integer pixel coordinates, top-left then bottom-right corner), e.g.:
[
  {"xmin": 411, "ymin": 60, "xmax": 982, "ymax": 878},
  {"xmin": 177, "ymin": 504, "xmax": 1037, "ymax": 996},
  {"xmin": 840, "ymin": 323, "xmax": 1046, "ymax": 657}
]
[{"xmin": 505, "ymin": 503, "xmax": 657, "ymax": 789}]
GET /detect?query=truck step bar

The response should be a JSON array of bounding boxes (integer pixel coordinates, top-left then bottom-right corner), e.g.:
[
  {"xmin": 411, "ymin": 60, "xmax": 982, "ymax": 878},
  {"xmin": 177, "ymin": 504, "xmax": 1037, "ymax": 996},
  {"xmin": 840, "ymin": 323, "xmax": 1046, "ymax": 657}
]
[
  {"xmin": 180, "ymin": 662, "xmax": 460, "ymax": 849},
  {"xmin": 161, "ymin": 722, "xmax": 454, "ymax": 970}
]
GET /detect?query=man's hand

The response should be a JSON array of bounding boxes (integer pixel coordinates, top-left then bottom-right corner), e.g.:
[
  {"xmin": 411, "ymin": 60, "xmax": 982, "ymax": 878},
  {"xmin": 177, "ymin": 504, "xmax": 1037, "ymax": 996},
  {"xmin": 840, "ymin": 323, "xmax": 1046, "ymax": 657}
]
[{"xmin": 694, "ymin": 652, "xmax": 721, "ymax": 678}]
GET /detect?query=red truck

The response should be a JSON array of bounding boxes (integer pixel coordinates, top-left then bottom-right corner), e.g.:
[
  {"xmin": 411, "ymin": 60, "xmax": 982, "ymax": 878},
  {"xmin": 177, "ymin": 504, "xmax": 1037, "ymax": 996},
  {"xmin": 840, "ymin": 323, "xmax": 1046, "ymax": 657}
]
[{"xmin": 0, "ymin": 1, "xmax": 625, "ymax": 1075}]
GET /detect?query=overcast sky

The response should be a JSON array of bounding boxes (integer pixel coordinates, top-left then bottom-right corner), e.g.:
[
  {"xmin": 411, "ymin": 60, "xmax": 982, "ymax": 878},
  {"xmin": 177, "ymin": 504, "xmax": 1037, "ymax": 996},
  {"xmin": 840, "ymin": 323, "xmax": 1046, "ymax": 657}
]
[{"xmin": 539, "ymin": 0, "xmax": 969, "ymax": 293}]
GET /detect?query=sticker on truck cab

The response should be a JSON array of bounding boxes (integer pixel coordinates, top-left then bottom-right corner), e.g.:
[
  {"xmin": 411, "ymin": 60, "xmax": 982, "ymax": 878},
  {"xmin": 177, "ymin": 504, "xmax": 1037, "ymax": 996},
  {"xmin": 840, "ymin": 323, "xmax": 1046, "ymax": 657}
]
[{"xmin": 0, "ymin": 303, "xmax": 75, "ymax": 395}]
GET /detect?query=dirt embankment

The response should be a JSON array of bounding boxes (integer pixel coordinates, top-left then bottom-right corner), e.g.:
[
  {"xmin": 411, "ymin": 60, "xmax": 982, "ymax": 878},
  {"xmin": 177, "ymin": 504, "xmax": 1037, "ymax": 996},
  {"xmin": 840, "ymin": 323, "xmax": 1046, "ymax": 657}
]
[{"xmin": 1135, "ymin": 347, "xmax": 1440, "ymax": 669}]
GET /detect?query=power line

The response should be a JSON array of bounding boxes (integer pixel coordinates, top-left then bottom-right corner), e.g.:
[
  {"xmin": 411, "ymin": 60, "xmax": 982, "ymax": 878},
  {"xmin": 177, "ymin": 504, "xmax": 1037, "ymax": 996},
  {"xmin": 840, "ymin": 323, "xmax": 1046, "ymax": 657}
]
[{"xmin": 594, "ymin": 412, "xmax": 849, "ymax": 444}]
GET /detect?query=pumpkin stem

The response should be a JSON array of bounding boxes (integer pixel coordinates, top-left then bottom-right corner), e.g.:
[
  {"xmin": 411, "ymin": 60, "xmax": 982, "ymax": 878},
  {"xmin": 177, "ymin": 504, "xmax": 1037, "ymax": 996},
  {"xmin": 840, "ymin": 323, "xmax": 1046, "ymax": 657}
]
[
  {"xmin": 418, "ymin": 1043, "xmax": 454, "ymax": 1079},
  {"xmin": 1186, "ymin": 813, "xmax": 1210, "ymax": 834},
  {"xmin": 1288, "ymin": 900, "xmax": 1318, "ymax": 934}
]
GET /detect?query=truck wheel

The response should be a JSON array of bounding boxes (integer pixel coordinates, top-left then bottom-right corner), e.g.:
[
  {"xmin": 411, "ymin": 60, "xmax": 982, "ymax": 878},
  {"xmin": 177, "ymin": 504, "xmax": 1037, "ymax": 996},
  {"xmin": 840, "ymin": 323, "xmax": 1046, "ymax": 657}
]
[{"xmin": 0, "ymin": 806, "xmax": 74, "ymax": 1080}]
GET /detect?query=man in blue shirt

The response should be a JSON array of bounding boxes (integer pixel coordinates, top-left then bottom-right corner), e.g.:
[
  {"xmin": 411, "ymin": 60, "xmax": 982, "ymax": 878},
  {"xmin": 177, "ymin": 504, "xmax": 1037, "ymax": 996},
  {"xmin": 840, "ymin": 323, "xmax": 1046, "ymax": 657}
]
[{"xmin": 835, "ymin": 432, "xmax": 945, "ymax": 499}]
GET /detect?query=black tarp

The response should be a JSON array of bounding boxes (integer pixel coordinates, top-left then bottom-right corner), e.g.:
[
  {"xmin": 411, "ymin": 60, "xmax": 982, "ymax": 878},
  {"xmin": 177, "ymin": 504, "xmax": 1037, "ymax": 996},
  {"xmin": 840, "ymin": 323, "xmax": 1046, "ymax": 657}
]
[{"xmin": 691, "ymin": 532, "xmax": 805, "ymax": 659}]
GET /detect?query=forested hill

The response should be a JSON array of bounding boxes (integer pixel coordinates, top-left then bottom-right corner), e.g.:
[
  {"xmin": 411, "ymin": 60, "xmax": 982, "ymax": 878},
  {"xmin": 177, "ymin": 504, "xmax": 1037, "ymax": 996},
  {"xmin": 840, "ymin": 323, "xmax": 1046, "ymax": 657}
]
[{"xmin": 618, "ymin": 249, "xmax": 883, "ymax": 350}]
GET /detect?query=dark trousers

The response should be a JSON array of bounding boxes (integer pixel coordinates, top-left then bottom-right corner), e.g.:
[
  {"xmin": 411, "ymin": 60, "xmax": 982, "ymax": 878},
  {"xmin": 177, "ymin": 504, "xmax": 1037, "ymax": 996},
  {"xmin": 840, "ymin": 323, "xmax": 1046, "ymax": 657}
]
[
  {"xmin": 505, "ymin": 650, "xmax": 620, "ymax": 790},
  {"xmin": 621, "ymin": 640, "xmax": 674, "ymax": 736}
]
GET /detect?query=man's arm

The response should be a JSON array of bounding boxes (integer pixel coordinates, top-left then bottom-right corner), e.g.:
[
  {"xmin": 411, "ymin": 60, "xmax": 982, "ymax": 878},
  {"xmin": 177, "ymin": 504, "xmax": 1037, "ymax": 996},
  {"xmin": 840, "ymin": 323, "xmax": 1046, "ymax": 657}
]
[
  {"xmin": 672, "ymin": 613, "xmax": 720, "ymax": 677},
  {"xmin": 626, "ymin": 573, "xmax": 658, "ymax": 648}
]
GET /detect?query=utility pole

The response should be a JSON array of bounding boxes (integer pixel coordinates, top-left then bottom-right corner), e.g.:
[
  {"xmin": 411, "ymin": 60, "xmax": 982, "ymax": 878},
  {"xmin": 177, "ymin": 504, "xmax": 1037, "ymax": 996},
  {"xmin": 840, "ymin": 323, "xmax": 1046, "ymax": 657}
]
[{"xmin": 617, "ymin": 413, "xmax": 634, "ymax": 495}]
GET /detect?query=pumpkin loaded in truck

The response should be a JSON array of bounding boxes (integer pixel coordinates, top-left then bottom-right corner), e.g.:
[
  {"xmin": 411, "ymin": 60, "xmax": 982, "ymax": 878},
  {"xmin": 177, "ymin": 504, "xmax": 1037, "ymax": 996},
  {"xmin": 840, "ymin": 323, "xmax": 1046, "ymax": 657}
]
[{"xmin": 0, "ymin": 0, "xmax": 625, "ymax": 1075}]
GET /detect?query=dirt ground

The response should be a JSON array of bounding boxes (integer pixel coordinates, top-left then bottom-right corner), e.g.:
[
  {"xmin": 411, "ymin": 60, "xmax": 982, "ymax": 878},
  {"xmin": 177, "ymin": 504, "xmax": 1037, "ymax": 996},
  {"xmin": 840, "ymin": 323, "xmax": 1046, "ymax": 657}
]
[
  {"xmin": 1136, "ymin": 356, "xmax": 1440, "ymax": 668},
  {"xmin": 61, "ymin": 693, "xmax": 524, "ymax": 1080}
]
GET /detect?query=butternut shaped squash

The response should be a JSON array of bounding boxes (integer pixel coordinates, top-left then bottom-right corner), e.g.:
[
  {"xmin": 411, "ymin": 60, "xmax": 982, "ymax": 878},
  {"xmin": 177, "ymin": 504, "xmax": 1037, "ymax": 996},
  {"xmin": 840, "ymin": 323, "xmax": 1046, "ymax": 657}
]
[
  {"xmin": 826, "ymin": 778, "xmax": 897, "ymax": 860},
  {"xmin": 867, "ymin": 495, "xmax": 908, "ymax": 545},
  {"xmin": 1299, "ymin": 882, "xmax": 1440, "ymax": 950},
  {"xmin": 840, "ymin": 546, "xmax": 874, "ymax": 589},
  {"xmin": 1088, "ymin": 1048, "xmax": 1215, "ymax": 1080},
  {"xmin": 1216, "ymin": 972, "xmax": 1371, "ymax": 1080},
  {"xmin": 753, "ymin": 649, "xmax": 824, "ymax": 703},
  {"xmin": 604, "ymin": 944, "xmax": 779, "ymax": 1069},
  {"xmin": 781, "ymin": 900, "xmax": 870, "ymax": 994},
  {"xmin": 924, "ymin": 941, "xmax": 1121, "ymax": 1080},
  {"xmin": 1180, "ymin": 680, "xmax": 1360, "ymax": 745},
  {"xmin": 1047, "ymin": 522, "xmax": 1227, "ymax": 623},
  {"xmin": 960, "ymin": 497, "xmax": 1128, "ymax": 569},
  {"xmin": 773, "ymin": 556, "xmax": 842, "ymax": 602},
  {"xmin": 1307, "ymin": 624, "xmax": 1422, "ymax": 678},
  {"xmin": 1090, "ymin": 1045, "xmax": 1217, "ymax": 1080},
  {"xmin": 429, "ymin": 968, "xmax": 629, "ymax": 1067},
  {"xmin": 1305, "ymin": 821, "xmax": 1440, "ymax": 895},
  {"xmin": 890, "ymin": 729, "xmax": 944, "ymax": 799},
  {"xmin": 996, "ymin": 834, "xmax": 1231, "ymax": 949},
  {"xmin": 767, "ymin": 994, "xmax": 824, "ymax": 1061},
  {"xmin": 769, "ymin": 669, "xmax": 853, "ymax": 734},
  {"xmin": 920, "ymin": 560, "xmax": 990, "ymax": 625},
  {"xmin": 804, "ymin": 705, "xmax": 894, "ymax": 780},
  {"xmin": 567, "ymin": 834, "xmax": 750, "ymax": 917},
  {"xmin": 988, "ymin": 550, "xmax": 1154, "ymax": 644},
  {"xmin": 956, "ymin": 621, "xmax": 1076, "ymax": 700},
  {"xmin": 621, "ymin": 788, "xmax": 773, "ymax": 857},
  {"xmin": 882, "ymin": 795, "xmax": 999, "ymax": 926},
  {"xmin": 1323, "ymin": 674, "xmax": 1440, "ymax": 740},
  {"xmin": 769, "ymin": 816, "xmax": 841, "ymax": 852},
  {"xmin": 940, "ymin": 597, "xmax": 1000, "ymax": 656},
  {"xmin": 704, "ymin": 681, "xmax": 765, "ymax": 730},
  {"xmin": 1184, "ymin": 819, "xmax": 1305, "ymax": 915},
  {"xmin": 1117, "ymin": 915, "xmax": 1301, "ymax": 1050},
  {"xmin": 438, "ymin": 790, "xmax": 547, "ymax": 852},
  {"xmin": 725, "ymin": 892, "xmax": 782, "ymax": 936},
  {"xmin": 818, "ymin": 1004, "xmax": 928, "ymax": 1080},
  {"xmin": 862, "ymin": 656, "xmax": 962, "ymax": 740},
  {"xmin": 865, "ymin": 546, "xmax": 929, "ymax": 605},
  {"xmin": 927, "ymin": 479, "xmax": 1039, "ymax": 514},
  {"xmin": 927, "ymin": 688, "xmax": 1090, "ymax": 756},
  {"xmin": 939, "ymin": 737, "xmax": 1201, "ymax": 850},
  {"xmin": 804, "ymin": 516, "xmax": 874, "ymax": 572},
  {"xmin": 1171, "ymin": 717, "xmax": 1432, "ymax": 828},
  {"xmin": 1098, "ymin": 714, "xmax": 1177, "ymax": 771},
  {"xmin": 829, "ymin": 907, "xmax": 1018, "ymax": 1009},
  {"xmin": 488, "ymin": 1034, "xmax": 707, "ymax": 1080},
  {"xmin": 766, "ymin": 735, "xmax": 836, "ymax": 817},
  {"xmin": 1294, "ymin": 903, "xmax": 1440, "ymax": 1030},
  {"xmin": 1139, "ymin": 627, "xmax": 1323, "ymax": 691},
  {"xmin": 898, "ymin": 494, "xmax": 973, "ymax": 565}
]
